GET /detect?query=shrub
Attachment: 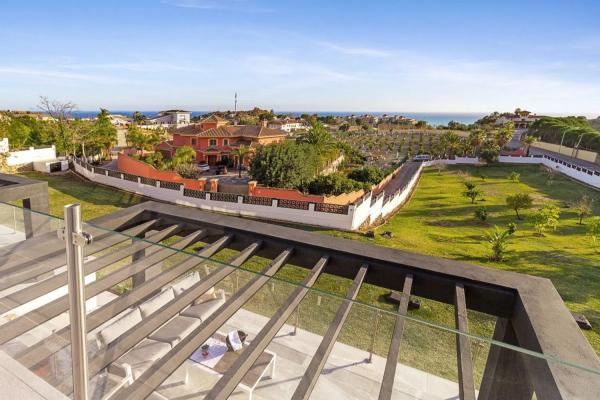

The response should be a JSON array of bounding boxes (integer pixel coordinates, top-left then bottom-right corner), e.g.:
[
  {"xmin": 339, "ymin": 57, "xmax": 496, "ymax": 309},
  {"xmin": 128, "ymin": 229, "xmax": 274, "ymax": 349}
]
[
  {"xmin": 347, "ymin": 166, "xmax": 392, "ymax": 185},
  {"xmin": 474, "ymin": 207, "xmax": 487, "ymax": 222},
  {"xmin": 529, "ymin": 204, "xmax": 560, "ymax": 236},
  {"xmin": 588, "ymin": 217, "xmax": 600, "ymax": 250},
  {"xmin": 508, "ymin": 171, "xmax": 520, "ymax": 182},
  {"xmin": 485, "ymin": 226, "xmax": 513, "ymax": 261},
  {"xmin": 307, "ymin": 173, "xmax": 367, "ymax": 195},
  {"xmin": 463, "ymin": 182, "xmax": 482, "ymax": 204},
  {"xmin": 507, "ymin": 222, "xmax": 517, "ymax": 235},
  {"xmin": 176, "ymin": 163, "xmax": 203, "ymax": 179},
  {"xmin": 479, "ymin": 144, "xmax": 500, "ymax": 164}
]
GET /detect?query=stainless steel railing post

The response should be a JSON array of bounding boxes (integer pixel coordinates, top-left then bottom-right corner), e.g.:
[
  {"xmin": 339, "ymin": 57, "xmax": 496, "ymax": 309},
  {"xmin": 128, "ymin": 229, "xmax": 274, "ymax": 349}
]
[{"xmin": 60, "ymin": 204, "xmax": 93, "ymax": 400}]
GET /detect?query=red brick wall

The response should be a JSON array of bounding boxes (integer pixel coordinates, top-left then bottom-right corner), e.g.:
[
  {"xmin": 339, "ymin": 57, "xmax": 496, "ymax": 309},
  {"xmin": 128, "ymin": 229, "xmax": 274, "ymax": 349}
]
[{"xmin": 117, "ymin": 153, "xmax": 206, "ymax": 190}]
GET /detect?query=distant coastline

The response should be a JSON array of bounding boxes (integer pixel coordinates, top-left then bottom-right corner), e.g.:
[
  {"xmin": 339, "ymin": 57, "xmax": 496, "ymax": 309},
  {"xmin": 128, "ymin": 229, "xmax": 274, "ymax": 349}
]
[{"xmin": 70, "ymin": 111, "xmax": 484, "ymax": 126}]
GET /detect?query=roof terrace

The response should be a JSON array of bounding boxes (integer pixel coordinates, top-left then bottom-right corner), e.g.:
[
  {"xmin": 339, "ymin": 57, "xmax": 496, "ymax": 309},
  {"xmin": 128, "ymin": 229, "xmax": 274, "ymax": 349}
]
[{"xmin": 0, "ymin": 192, "xmax": 598, "ymax": 399}]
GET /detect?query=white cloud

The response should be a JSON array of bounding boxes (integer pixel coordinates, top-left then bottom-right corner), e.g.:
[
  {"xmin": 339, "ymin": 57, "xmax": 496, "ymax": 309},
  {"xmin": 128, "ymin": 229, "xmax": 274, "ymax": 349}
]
[
  {"xmin": 61, "ymin": 61, "xmax": 203, "ymax": 73},
  {"xmin": 317, "ymin": 41, "xmax": 391, "ymax": 57}
]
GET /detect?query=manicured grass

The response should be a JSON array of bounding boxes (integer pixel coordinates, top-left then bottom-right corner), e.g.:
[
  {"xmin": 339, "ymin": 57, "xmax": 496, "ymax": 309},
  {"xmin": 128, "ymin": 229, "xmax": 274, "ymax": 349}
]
[
  {"xmin": 18, "ymin": 171, "xmax": 145, "ymax": 220},
  {"xmin": 313, "ymin": 164, "xmax": 600, "ymax": 357},
  {"xmin": 20, "ymin": 166, "xmax": 600, "ymax": 379}
]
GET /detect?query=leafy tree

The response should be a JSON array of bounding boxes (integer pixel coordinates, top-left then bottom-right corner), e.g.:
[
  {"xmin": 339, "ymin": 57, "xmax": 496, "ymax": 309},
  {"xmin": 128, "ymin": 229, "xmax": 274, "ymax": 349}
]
[
  {"xmin": 307, "ymin": 173, "xmax": 366, "ymax": 195},
  {"xmin": 250, "ymin": 141, "xmax": 319, "ymax": 190},
  {"xmin": 523, "ymin": 135, "xmax": 536, "ymax": 156},
  {"xmin": 588, "ymin": 217, "xmax": 600, "ymax": 250},
  {"xmin": 88, "ymin": 109, "xmax": 117, "ymax": 159},
  {"xmin": 347, "ymin": 167, "xmax": 390, "ymax": 185},
  {"xmin": 506, "ymin": 193, "xmax": 533, "ymax": 220},
  {"xmin": 573, "ymin": 195, "xmax": 594, "ymax": 225},
  {"xmin": 144, "ymin": 151, "xmax": 165, "ymax": 169},
  {"xmin": 529, "ymin": 204, "xmax": 560, "ymax": 236},
  {"xmin": 38, "ymin": 96, "xmax": 77, "ymax": 155},
  {"xmin": 126, "ymin": 124, "xmax": 164, "ymax": 155},
  {"xmin": 175, "ymin": 163, "xmax": 202, "ymax": 179},
  {"xmin": 232, "ymin": 144, "xmax": 251, "ymax": 178},
  {"xmin": 132, "ymin": 111, "xmax": 147, "ymax": 125},
  {"xmin": 474, "ymin": 207, "xmax": 487, "ymax": 222},
  {"xmin": 172, "ymin": 145, "xmax": 196, "ymax": 167},
  {"xmin": 464, "ymin": 181, "xmax": 476, "ymax": 190},
  {"xmin": 479, "ymin": 143, "xmax": 500, "ymax": 164},
  {"xmin": 508, "ymin": 171, "xmax": 520, "ymax": 182},
  {"xmin": 485, "ymin": 225, "xmax": 514, "ymax": 261},
  {"xmin": 495, "ymin": 122, "xmax": 514, "ymax": 147},
  {"xmin": 415, "ymin": 120, "xmax": 428, "ymax": 128}
]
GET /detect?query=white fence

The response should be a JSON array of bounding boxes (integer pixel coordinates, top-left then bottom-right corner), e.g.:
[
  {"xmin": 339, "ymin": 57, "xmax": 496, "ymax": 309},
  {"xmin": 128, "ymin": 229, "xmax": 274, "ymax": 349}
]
[
  {"xmin": 74, "ymin": 159, "xmax": 424, "ymax": 231},
  {"xmin": 74, "ymin": 154, "xmax": 598, "ymax": 231},
  {"xmin": 5, "ymin": 145, "xmax": 57, "ymax": 166}
]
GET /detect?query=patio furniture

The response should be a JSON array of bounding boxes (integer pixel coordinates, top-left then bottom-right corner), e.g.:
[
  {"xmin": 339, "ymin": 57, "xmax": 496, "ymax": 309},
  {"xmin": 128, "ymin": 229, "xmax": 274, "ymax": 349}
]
[
  {"xmin": 189, "ymin": 332, "xmax": 276, "ymax": 400},
  {"xmin": 91, "ymin": 271, "xmax": 226, "ymax": 398}
]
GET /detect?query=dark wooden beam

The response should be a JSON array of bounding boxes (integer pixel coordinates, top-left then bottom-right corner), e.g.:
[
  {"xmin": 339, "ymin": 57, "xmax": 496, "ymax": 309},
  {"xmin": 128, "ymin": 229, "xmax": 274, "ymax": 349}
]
[
  {"xmin": 455, "ymin": 283, "xmax": 476, "ymax": 400},
  {"xmin": 291, "ymin": 264, "xmax": 368, "ymax": 400},
  {"xmin": 0, "ymin": 224, "xmax": 181, "ymax": 315},
  {"xmin": 378, "ymin": 273, "xmax": 413, "ymax": 400},
  {"xmin": 206, "ymin": 255, "xmax": 329, "ymax": 400},
  {"xmin": 112, "ymin": 247, "xmax": 293, "ymax": 400},
  {"xmin": 0, "ymin": 230, "xmax": 206, "ymax": 345},
  {"xmin": 0, "ymin": 219, "xmax": 159, "ymax": 291}
]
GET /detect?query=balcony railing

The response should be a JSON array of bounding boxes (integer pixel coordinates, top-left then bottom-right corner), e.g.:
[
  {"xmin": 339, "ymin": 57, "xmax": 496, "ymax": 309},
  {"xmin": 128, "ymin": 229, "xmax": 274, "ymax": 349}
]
[{"xmin": 0, "ymin": 200, "xmax": 598, "ymax": 399}]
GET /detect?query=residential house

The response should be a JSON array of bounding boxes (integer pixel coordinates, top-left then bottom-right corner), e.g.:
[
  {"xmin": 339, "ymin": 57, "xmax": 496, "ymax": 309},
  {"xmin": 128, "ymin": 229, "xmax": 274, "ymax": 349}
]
[
  {"xmin": 109, "ymin": 114, "xmax": 132, "ymax": 126},
  {"xmin": 495, "ymin": 111, "xmax": 543, "ymax": 129},
  {"xmin": 146, "ymin": 110, "xmax": 191, "ymax": 128},
  {"xmin": 267, "ymin": 118, "xmax": 305, "ymax": 133},
  {"xmin": 156, "ymin": 122, "xmax": 287, "ymax": 166}
]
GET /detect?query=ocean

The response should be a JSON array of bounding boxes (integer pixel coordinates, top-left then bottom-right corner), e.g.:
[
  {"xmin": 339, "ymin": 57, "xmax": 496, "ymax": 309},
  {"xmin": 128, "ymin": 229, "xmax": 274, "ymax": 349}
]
[{"xmin": 71, "ymin": 111, "xmax": 484, "ymax": 126}]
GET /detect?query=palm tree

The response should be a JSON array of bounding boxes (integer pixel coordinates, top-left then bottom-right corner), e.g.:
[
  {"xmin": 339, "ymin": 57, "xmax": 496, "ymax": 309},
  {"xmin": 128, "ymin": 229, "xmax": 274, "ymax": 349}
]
[
  {"xmin": 172, "ymin": 145, "xmax": 196, "ymax": 168},
  {"xmin": 232, "ymin": 144, "xmax": 251, "ymax": 178},
  {"xmin": 523, "ymin": 135, "xmax": 536, "ymax": 156},
  {"xmin": 468, "ymin": 129, "xmax": 485, "ymax": 156}
]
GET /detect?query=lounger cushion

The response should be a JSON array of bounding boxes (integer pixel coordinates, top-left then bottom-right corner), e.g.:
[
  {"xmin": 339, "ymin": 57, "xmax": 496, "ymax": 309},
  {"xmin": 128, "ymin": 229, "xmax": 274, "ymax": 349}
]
[
  {"xmin": 181, "ymin": 296, "xmax": 225, "ymax": 321},
  {"xmin": 170, "ymin": 272, "xmax": 200, "ymax": 296},
  {"xmin": 139, "ymin": 288, "xmax": 175, "ymax": 318},
  {"xmin": 98, "ymin": 308, "xmax": 142, "ymax": 347},
  {"xmin": 149, "ymin": 316, "xmax": 201, "ymax": 346},
  {"xmin": 194, "ymin": 286, "xmax": 216, "ymax": 304},
  {"xmin": 110, "ymin": 339, "xmax": 171, "ymax": 379}
]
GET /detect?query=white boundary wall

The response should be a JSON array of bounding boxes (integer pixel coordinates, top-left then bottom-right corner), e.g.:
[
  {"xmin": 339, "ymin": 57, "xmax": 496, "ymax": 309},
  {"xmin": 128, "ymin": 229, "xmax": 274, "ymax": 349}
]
[
  {"xmin": 75, "ymin": 154, "xmax": 598, "ymax": 231},
  {"xmin": 6, "ymin": 145, "xmax": 57, "ymax": 166}
]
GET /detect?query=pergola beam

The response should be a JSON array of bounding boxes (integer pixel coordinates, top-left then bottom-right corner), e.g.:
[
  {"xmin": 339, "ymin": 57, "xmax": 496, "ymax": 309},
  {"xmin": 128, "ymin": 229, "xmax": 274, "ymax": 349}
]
[
  {"xmin": 0, "ymin": 224, "xmax": 181, "ymax": 315},
  {"xmin": 0, "ymin": 230, "xmax": 206, "ymax": 345},
  {"xmin": 17, "ymin": 235, "xmax": 244, "ymax": 370},
  {"xmin": 378, "ymin": 273, "xmax": 413, "ymax": 400},
  {"xmin": 112, "ymin": 247, "xmax": 293, "ymax": 400},
  {"xmin": 0, "ymin": 219, "xmax": 159, "ymax": 291},
  {"xmin": 206, "ymin": 255, "xmax": 329, "ymax": 400},
  {"xmin": 291, "ymin": 264, "xmax": 368, "ymax": 400}
]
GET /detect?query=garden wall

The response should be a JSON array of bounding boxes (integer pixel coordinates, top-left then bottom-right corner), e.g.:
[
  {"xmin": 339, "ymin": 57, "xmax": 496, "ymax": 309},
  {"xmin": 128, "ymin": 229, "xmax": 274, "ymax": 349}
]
[
  {"xmin": 5, "ymin": 145, "xmax": 57, "ymax": 166},
  {"xmin": 117, "ymin": 153, "xmax": 206, "ymax": 190}
]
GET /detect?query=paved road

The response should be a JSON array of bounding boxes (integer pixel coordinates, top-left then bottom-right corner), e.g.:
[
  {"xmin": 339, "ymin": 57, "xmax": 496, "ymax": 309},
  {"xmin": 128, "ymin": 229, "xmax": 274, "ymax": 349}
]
[
  {"xmin": 372, "ymin": 161, "xmax": 422, "ymax": 202},
  {"xmin": 529, "ymin": 147, "xmax": 600, "ymax": 173}
]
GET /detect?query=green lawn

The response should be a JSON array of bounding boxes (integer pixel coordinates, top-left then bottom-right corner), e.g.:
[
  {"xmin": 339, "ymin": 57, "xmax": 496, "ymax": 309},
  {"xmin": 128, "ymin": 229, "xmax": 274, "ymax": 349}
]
[
  {"xmin": 312, "ymin": 164, "xmax": 600, "ymax": 357},
  {"xmin": 19, "ymin": 171, "xmax": 145, "ymax": 220},
  {"xmin": 18, "ymin": 165, "xmax": 600, "ymax": 379}
]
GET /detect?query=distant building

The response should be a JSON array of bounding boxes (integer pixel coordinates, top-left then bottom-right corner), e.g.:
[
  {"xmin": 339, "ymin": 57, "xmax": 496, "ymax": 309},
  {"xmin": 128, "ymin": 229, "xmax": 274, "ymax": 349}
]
[
  {"xmin": 495, "ymin": 111, "xmax": 542, "ymax": 129},
  {"xmin": 156, "ymin": 123, "xmax": 287, "ymax": 166},
  {"xmin": 109, "ymin": 114, "xmax": 132, "ymax": 126},
  {"xmin": 146, "ymin": 110, "xmax": 191, "ymax": 128},
  {"xmin": 267, "ymin": 118, "xmax": 305, "ymax": 133}
]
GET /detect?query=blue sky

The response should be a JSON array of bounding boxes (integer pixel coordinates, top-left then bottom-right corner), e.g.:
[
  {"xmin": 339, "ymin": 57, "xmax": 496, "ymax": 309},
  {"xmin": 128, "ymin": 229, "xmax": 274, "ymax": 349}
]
[{"xmin": 1, "ymin": 0, "xmax": 599, "ymax": 115}]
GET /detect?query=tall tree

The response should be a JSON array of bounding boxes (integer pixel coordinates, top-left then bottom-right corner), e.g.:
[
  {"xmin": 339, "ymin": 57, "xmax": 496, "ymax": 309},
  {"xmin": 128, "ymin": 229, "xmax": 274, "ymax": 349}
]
[
  {"xmin": 574, "ymin": 195, "xmax": 594, "ymax": 225},
  {"xmin": 506, "ymin": 193, "xmax": 533, "ymax": 220},
  {"xmin": 172, "ymin": 145, "xmax": 196, "ymax": 167},
  {"xmin": 232, "ymin": 144, "xmax": 251, "ymax": 178},
  {"xmin": 38, "ymin": 96, "xmax": 77, "ymax": 155},
  {"xmin": 132, "ymin": 111, "xmax": 147, "ymax": 125}
]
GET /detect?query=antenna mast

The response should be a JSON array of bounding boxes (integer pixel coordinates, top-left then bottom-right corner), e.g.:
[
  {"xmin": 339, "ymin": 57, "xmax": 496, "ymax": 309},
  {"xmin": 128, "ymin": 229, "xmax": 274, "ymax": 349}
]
[{"xmin": 234, "ymin": 92, "xmax": 238, "ymax": 113}]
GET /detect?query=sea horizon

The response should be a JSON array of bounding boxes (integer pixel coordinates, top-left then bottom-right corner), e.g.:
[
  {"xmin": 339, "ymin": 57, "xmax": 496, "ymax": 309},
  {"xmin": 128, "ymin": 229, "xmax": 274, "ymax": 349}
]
[{"xmin": 69, "ymin": 110, "xmax": 486, "ymax": 126}]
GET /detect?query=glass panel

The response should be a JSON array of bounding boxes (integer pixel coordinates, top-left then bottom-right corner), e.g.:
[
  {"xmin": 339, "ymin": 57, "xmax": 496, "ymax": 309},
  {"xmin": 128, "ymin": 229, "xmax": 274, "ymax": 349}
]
[{"xmin": 0, "ymin": 201, "xmax": 599, "ymax": 400}]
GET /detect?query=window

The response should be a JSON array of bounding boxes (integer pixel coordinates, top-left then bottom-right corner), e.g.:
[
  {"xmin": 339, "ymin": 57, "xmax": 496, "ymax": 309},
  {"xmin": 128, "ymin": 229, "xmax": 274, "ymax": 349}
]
[
  {"xmin": 223, "ymin": 139, "xmax": 229, "ymax": 146},
  {"xmin": 191, "ymin": 138, "xmax": 197, "ymax": 146},
  {"xmin": 209, "ymin": 139, "xmax": 217, "ymax": 146}
]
